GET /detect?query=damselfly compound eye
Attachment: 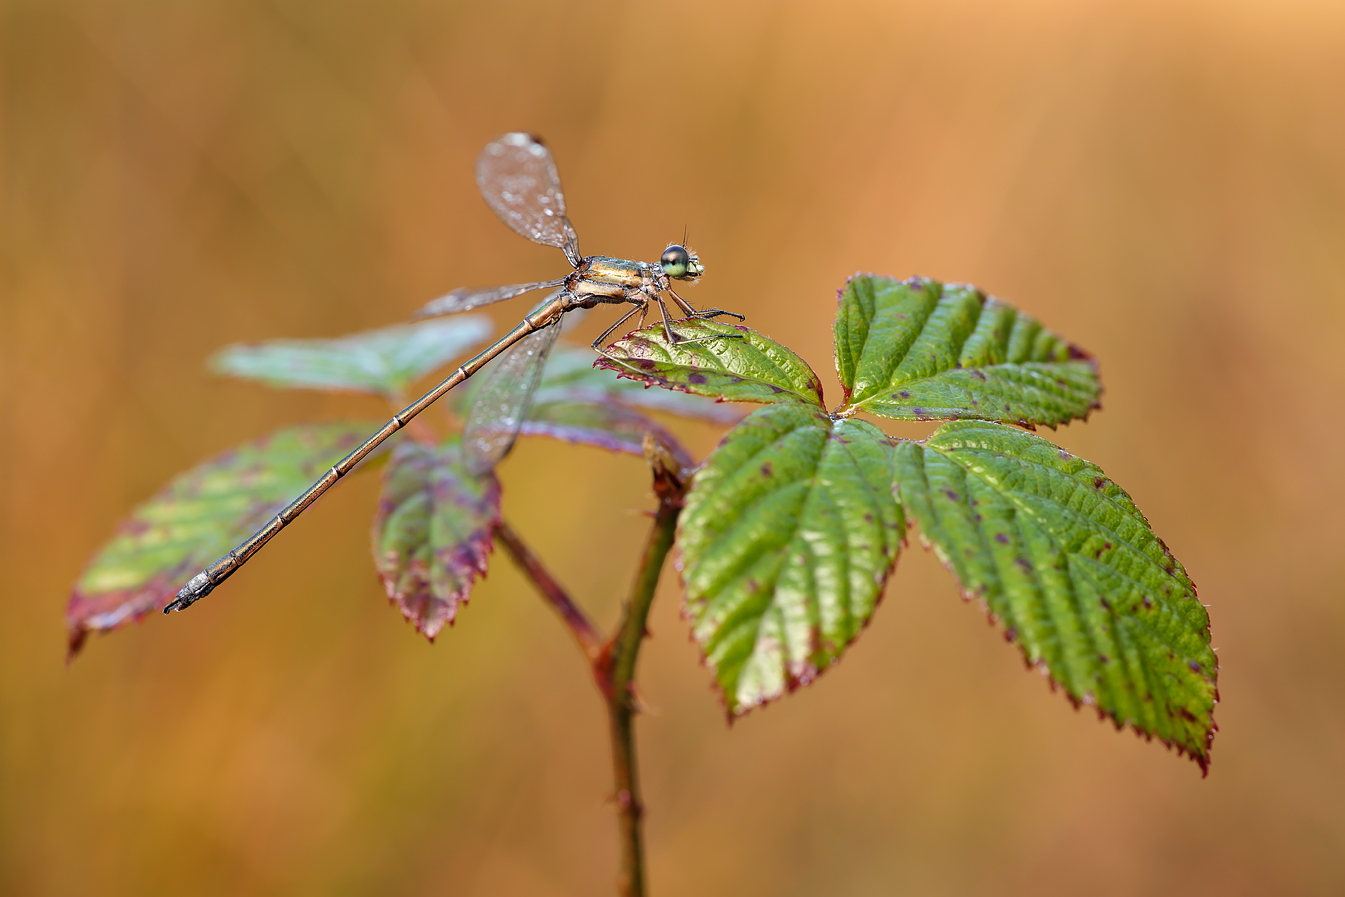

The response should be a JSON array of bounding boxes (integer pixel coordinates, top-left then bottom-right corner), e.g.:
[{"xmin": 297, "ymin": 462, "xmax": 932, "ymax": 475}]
[{"xmin": 661, "ymin": 244, "xmax": 702, "ymax": 280}]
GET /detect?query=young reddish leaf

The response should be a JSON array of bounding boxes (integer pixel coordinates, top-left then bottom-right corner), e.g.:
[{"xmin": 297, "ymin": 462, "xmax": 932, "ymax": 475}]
[
  {"xmin": 211, "ymin": 317, "xmax": 492, "ymax": 398},
  {"xmin": 67, "ymin": 422, "xmax": 386, "ymax": 657},
  {"xmin": 519, "ymin": 401, "xmax": 695, "ymax": 470},
  {"xmin": 893, "ymin": 421, "xmax": 1217, "ymax": 771},
  {"xmin": 372, "ymin": 441, "xmax": 501, "ymax": 640},
  {"xmin": 596, "ymin": 320, "xmax": 826, "ymax": 408},
  {"xmin": 678, "ymin": 404, "xmax": 905, "ymax": 716},
  {"xmin": 834, "ymin": 275, "xmax": 1100, "ymax": 427}
]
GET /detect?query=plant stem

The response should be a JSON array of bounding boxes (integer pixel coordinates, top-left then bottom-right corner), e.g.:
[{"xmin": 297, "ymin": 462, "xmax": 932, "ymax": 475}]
[
  {"xmin": 601, "ymin": 444, "xmax": 686, "ymax": 897},
  {"xmin": 496, "ymin": 520, "xmax": 602, "ymax": 663},
  {"xmin": 503, "ymin": 434, "xmax": 686, "ymax": 897}
]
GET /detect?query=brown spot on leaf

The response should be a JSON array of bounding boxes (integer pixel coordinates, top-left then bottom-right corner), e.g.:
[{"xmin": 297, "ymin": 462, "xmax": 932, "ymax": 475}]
[{"xmin": 994, "ymin": 533, "xmax": 1009, "ymax": 544}]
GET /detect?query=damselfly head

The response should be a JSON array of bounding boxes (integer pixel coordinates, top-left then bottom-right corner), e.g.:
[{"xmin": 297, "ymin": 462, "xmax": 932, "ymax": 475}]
[{"xmin": 660, "ymin": 244, "xmax": 703, "ymax": 280}]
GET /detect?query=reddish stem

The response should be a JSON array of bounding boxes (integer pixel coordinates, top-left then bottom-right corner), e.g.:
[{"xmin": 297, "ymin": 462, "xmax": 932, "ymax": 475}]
[{"xmin": 496, "ymin": 521, "xmax": 602, "ymax": 663}]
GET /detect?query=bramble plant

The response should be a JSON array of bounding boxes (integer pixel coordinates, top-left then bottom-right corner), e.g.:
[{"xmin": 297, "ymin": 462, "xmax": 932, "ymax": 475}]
[{"xmin": 68, "ymin": 273, "xmax": 1217, "ymax": 897}]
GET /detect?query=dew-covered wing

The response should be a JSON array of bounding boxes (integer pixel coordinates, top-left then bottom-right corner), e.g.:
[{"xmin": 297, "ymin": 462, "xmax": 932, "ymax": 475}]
[
  {"xmin": 461, "ymin": 320, "xmax": 563, "ymax": 476},
  {"xmin": 476, "ymin": 133, "xmax": 582, "ymax": 266}
]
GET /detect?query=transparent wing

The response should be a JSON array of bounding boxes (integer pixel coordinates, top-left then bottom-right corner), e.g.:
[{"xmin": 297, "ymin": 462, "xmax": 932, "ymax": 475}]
[
  {"xmin": 417, "ymin": 278, "xmax": 566, "ymax": 318},
  {"xmin": 461, "ymin": 318, "xmax": 563, "ymax": 476},
  {"xmin": 476, "ymin": 133, "xmax": 582, "ymax": 267}
]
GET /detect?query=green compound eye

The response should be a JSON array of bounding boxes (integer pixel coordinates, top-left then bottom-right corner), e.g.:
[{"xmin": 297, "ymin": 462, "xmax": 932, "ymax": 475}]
[{"xmin": 660, "ymin": 244, "xmax": 702, "ymax": 280}]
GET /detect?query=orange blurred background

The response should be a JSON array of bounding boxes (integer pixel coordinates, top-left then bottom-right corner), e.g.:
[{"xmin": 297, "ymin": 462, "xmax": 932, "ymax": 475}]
[{"xmin": 4, "ymin": 0, "xmax": 1344, "ymax": 893}]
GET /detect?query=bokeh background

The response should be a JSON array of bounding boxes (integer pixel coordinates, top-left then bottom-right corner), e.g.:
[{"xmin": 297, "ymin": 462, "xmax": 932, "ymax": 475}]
[{"xmin": 4, "ymin": 0, "xmax": 1344, "ymax": 894}]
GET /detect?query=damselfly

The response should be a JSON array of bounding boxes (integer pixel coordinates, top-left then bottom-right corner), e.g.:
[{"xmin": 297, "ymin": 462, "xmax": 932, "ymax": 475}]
[{"xmin": 165, "ymin": 133, "xmax": 742, "ymax": 613}]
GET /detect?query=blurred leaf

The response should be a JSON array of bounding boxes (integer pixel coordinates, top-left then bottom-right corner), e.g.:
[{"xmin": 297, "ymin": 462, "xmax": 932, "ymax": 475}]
[
  {"xmin": 519, "ymin": 401, "xmax": 695, "ymax": 469},
  {"xmin": 372, "ymin": 440, "xmax": 500, "ymax": 640},
  {"xmin": 835, "ymin": 275, "xmax": 1099, "ymax": 426},
  {"xmin": 679, "ymin": 404, "xmax": 904, "ymax": 715},
  {"xmin": 68, "ymin": 422, "xmax": 385, "ymax": 657},
  {"xmin": 596, "ymin": 320, "xmax": 826, "ymax": 408},
  {"xmin": 211, "ymin": 317, "xmax": 492, "ymax": 397},
  {"xmin": 892, "ymin": 421, "xmax": 1217, "ymax": 770}
]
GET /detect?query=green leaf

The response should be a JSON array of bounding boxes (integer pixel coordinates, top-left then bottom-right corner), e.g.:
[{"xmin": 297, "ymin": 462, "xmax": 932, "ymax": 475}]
[
  {"xmin": 372, "ymin": 440, "xmax": 500, "ymax": 640},
  {"xmin": 834, "ymin": 275, "xmax": 1100, "ymax": 426},
  {"xmin": 892, "ymin": 421, "xmax": 1216, "ymax": 770},
  {"xmin": 211, "ymin": 317, "xmax": 492, "ymax": 397},
  {"xmin": 595, "ymin": 320, "xmax": 826, "ymax": 408},
  {"xmin": 536, "ymin": 345, "xmax": 746, "ymax": 424},
  {"xmin": 679, "ymin": 404, "xmax": 905, "ymax": 715},
  {"xmin": 67, "ymin": 422, "xmax": 386, "ymax": 657},
  {"xmin": 443, "ymin": 343, "xmax": 746, "ymax": 426},
  {"xmin": 519, "ymin": 401, "xmax": 694, "ymax": 470}
]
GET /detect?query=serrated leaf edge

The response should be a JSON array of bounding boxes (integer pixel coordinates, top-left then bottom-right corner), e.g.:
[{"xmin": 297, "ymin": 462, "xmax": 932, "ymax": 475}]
[
  {"xmin": 678, "ymin": 410, "xmax": 904, "ymax": 720},
  {"xmin": 596, "ymin": 321, "xmax": 826, "ymax": 408},
  {"xmin": 835, "ymin": 274, "xmax": 1102, "ymax": 427},
  {"xmin": 894, "ymin": 432, "xmax": 1218, "ymax": 773}
]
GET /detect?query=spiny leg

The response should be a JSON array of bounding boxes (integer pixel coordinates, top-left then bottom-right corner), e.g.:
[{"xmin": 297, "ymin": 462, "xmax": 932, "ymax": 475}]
[
  {"xmin": 658, "ymin": 288, "xmax": 746, "ymax": 346},
  {"xmin": 653, "ymin": 292, "xmax": 680, "ymax": 344},
  {"xmin": 666, "ymin": 286, "xmax": 745, "ymax": 322},
  {"xmin": 655, "ymin": 291, "xmax": 743, "ymax": 346},
  {"xmin": 590, "ymin": 301, "xmax": 649, "ymax": 359}
]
